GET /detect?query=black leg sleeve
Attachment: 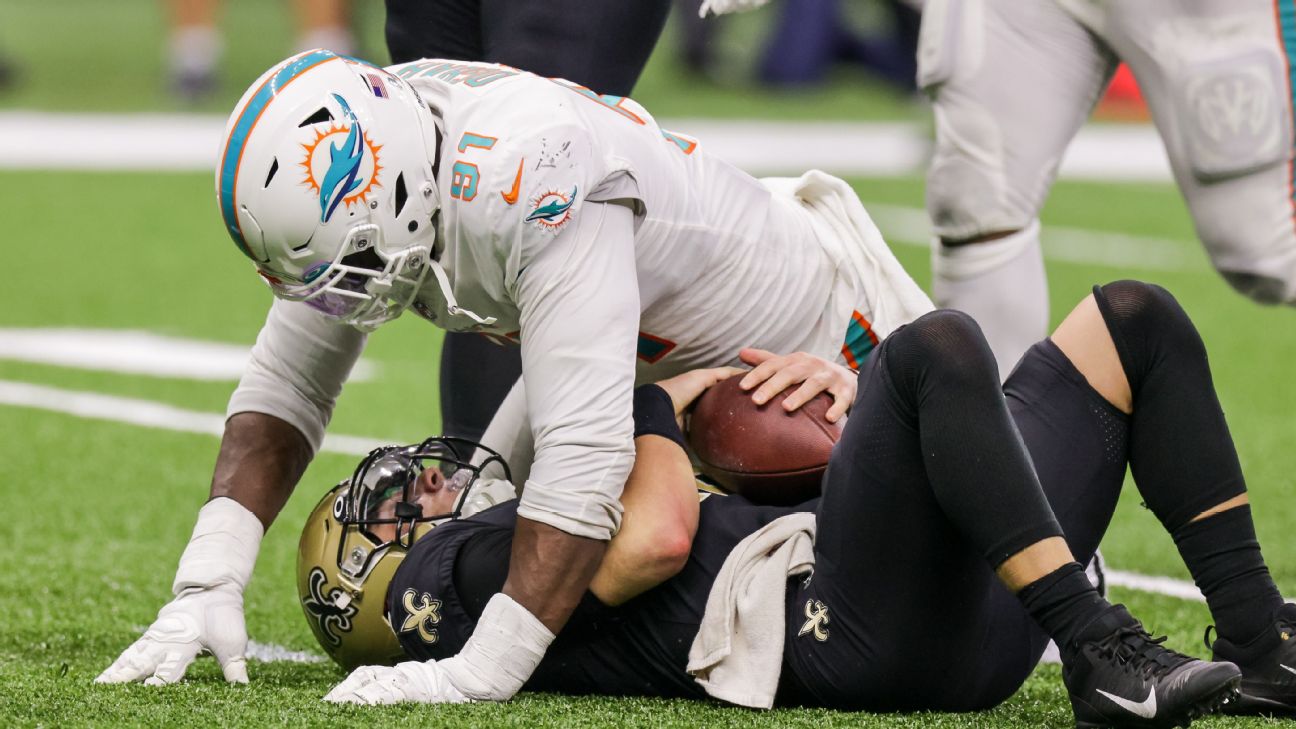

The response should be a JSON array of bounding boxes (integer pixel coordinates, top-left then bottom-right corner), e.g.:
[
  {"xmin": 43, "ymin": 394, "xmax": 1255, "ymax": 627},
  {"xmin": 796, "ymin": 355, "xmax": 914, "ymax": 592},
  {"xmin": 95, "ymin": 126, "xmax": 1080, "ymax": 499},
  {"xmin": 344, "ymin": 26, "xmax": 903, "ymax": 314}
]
[
  {"xmin": 884, "ymin": 310, "xmax": 1065, "ymax": 566},
  {"xmin": 479, "ymin": 0, "xmax": 671, "ymax": 95},
  {"xmin": 1092, "ymin": 280, "xmax": 1247, "ymax": 531},
  {"xmin": 438, "ymin": 333, "xmax": 522, "ymax": 441}
]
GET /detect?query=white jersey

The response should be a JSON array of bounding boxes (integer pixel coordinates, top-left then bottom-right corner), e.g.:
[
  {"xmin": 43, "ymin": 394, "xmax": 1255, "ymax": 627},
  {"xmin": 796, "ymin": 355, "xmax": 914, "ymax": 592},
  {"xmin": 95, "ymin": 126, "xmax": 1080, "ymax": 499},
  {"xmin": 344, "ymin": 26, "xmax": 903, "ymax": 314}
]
[
  {"xmin": 396, "ymin": 59, "xmax": 914, "ymax": 376},
  {"xmin": 230, "ymin": 60, "xmax": 932, "ymax": 541}
]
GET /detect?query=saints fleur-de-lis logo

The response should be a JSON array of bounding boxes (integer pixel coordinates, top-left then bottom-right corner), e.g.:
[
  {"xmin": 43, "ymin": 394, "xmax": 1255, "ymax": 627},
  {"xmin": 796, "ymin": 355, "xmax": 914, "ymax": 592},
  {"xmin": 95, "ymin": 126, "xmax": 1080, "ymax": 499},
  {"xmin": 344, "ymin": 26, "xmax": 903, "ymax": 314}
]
[
  {"xmin": 399, "ymin": 589, "xmax": 443, "ymax": 644},
  {"xmin": 798, "ymin": 599, "xmax": 830, "ymax": 642},
  {"xmin": 301, "ymin": 568, "xmax": 358, "ymax": 647}
]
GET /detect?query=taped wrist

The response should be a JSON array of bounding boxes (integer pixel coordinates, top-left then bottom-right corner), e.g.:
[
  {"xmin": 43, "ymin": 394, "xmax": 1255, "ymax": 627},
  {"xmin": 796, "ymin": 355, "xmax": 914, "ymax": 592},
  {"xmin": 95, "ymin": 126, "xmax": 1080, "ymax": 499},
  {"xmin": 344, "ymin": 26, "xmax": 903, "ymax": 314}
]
[
  {"xmin": 633, "ymin": 384, "xmax": 686, "ymax": 448},
  {"xmin": 172, "ymin": 497, "xmax": 264, "ymax": 595},
  {"xmin": 440, "ymin": 593, "xmax": 555, "ymax": 701}
]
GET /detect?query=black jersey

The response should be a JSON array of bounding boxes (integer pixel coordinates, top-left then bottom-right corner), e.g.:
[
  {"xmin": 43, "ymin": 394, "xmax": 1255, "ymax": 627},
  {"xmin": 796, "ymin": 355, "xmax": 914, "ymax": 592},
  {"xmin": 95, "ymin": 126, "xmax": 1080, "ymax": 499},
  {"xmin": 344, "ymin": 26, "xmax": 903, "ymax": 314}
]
[{"xmin": 387, "ymin": 494, "xmax": 802, "ymax": 698}]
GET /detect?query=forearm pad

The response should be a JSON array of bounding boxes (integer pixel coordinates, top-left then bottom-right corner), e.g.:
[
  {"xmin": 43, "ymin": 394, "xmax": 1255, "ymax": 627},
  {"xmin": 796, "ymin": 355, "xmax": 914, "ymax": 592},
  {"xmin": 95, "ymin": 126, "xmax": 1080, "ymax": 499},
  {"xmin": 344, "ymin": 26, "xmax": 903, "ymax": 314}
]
[
  {"xmin": 171, "ymin": 497, "xmax": 264, "ymax": 595},
  {"xmin": 441, "ymin": 593, "xmax": 555, "ymax": 701}
]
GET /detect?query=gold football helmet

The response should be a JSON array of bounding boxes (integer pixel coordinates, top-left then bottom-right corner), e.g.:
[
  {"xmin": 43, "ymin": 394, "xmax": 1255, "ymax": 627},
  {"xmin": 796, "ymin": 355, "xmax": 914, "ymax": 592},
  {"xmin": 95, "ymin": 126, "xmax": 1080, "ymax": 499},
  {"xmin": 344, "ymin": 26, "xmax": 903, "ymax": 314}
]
[{"xmin": 296, "ymin": 437, "xmax": 510, "ymax": 670}]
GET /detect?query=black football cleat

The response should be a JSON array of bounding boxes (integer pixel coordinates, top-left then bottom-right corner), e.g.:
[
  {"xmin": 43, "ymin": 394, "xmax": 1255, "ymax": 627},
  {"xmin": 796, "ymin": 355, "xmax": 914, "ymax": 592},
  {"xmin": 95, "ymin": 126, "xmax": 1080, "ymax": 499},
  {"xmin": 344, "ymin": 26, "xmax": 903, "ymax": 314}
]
[
  {"xmin": 1064, "ymin": 605, "xmax": 1241, "ymax": 728},
  {"xmin": 1207, "ymin": 602, "xmax": 1296, "ymax": 716}
]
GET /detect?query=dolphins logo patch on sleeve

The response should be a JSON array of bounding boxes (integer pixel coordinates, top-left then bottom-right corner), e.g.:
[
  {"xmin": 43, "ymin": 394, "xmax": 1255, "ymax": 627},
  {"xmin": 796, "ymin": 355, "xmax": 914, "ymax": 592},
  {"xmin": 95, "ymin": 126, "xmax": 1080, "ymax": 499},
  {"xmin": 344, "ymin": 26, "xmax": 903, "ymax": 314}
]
[
  {"xmin": 299, "ymin": 93, "xmax": 383, "ymax": 223},
  {"xmin": 525, "ymin": 186, "xmax": 578, "ymax": 232}
]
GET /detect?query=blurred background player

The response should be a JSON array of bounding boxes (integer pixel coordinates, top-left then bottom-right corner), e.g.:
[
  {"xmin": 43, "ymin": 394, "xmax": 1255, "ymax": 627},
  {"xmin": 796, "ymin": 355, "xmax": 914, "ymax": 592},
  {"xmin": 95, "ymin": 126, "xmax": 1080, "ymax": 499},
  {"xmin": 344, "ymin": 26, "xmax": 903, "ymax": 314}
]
[
  {"xmin": 383, "ymin": 0, "xmax": 673, "ymax": 444},
  {"xmin": 920, "ymin": 0, "xmax": 1296, "ymax": 373},
  {"xmin": 166, "ymin": 0, "xmax": 355, "ymax": 103}
]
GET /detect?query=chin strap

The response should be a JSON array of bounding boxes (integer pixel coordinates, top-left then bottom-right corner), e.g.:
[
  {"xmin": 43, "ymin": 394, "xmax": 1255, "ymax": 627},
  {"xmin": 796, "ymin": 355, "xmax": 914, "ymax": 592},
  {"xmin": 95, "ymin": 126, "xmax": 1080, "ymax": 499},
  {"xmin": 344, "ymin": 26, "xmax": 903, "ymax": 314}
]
[{"xmin": 427, "ymin": 258, "xmax": 497, "ymax": 327}]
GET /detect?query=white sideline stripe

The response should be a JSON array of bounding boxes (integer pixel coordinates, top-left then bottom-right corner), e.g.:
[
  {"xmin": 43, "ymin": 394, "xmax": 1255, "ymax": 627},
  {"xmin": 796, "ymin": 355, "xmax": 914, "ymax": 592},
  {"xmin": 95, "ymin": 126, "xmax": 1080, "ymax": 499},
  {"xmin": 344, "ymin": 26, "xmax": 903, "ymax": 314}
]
[
  {"xmin": 864, "ymin": 203, "xmax": 1208, "ymax": 273},
  {"xmin": 0, "ymin": 111, "xmax": 1175, "ymax": 181},
  {"xmin": 0, "ymin": 328, "xmax": 375, "ymax": 382},
  {"xmin": 0, "ymin": 380, "xmax": 384, "ymax": 456}
]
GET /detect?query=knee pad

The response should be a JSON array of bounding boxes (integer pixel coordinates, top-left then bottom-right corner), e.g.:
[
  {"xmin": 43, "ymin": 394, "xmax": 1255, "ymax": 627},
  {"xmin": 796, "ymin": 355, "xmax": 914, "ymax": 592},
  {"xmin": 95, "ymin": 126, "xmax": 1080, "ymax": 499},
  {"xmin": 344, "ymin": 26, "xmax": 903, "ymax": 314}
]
[
  {"xmin": 925, "ymin": 107, "xmax": 1024, "ymax": 241},
  {"xmin": 1174, "ymin": 49, "xmax": 1288, "ymax": 182},
  {"xmin": 1091, "ymin": 280, "xmax": 1205, "ymax": 394}
]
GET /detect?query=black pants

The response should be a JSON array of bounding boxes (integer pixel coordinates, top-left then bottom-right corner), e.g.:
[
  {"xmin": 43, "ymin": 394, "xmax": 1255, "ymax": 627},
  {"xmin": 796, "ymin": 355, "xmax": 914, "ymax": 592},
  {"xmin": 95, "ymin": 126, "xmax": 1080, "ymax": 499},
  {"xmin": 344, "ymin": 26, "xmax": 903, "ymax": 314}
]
[
  {"xmin": 781, "ymin": 329, "xmax": 1130, "ymax": 711},
  {"xmin": 385, "ymin": 0, "xmax": 671, "ymax": 439}
]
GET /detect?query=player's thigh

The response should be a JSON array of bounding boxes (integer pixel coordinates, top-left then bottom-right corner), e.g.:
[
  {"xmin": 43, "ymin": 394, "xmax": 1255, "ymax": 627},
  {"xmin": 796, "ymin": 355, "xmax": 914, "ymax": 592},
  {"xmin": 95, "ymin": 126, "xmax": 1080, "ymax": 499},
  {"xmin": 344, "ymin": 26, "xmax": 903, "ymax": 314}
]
[
  {"xmin": 784, "ymin": 341, "xmax": 1014, "ymax": 710},
  {"xmin": 1097, "ymin": 0, "xmax": 1296, "ymax": 302},
  {"xmin": 384, "ymin": 0, "xmax": 484, "ymax": 64},
  {"xmin": 478, "ymin": 0, "xmax": 670, "ymax": 96},
  {"xmin": 921, "ymin": 0, "xmax": 1115, "ymax": 240}
]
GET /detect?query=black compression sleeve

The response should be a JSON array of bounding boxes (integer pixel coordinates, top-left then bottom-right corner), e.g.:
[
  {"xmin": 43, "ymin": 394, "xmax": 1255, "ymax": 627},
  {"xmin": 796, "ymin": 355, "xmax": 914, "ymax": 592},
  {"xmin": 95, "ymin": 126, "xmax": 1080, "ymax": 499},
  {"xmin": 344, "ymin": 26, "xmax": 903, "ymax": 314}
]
[
  {"xmin": 633, "ymin": 384, "xmax": 686, "ymax": 448},
  {"xmin": 1091, "ymin": 281, "xmax": 1246, "ymax": 530}
]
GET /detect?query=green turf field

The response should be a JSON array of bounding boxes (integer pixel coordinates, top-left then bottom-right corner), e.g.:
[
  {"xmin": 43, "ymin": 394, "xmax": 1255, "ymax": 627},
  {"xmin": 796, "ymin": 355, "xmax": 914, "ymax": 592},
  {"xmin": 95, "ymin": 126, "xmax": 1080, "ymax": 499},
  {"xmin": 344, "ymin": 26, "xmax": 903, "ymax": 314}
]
[
  {"xmin": 1, "ymin": 168, "xmax": 1292, "ymax": 727},
  {"xmin": 2, "ymin": 2, "xmax": 1294, "ymax": 726}
]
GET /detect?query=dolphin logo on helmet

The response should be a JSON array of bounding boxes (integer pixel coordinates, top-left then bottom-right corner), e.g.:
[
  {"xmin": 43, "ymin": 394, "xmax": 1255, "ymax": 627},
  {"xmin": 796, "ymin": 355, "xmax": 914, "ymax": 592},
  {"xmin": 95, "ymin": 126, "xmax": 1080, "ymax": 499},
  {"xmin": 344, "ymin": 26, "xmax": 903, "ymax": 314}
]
[{"xmin": 318, "ymin": 93, "xmax": 367, "ymax": 223}]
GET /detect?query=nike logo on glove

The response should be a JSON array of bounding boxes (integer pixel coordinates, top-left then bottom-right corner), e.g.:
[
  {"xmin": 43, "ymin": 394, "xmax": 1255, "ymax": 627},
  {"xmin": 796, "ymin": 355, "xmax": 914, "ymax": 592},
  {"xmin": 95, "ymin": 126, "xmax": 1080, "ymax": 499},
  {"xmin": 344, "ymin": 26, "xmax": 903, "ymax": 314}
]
[
  {"xmin": 1098, "ymin": 688, "xmax": 1158, "ymax": 718},
  {"xmin": 501, "ymin": 158, "xmax": 524, "ymax": 204}
]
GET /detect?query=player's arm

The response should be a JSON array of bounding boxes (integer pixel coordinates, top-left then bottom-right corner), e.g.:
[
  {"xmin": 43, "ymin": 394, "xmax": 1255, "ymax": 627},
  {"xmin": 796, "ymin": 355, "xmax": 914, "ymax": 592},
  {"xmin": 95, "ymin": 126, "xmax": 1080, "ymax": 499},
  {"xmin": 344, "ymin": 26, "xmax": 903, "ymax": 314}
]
[
  {"xmin": 327, "ymin": 200, "xmax": 640, "ymax": 705},
  {"xmin": 99, "ymin": 300, "xmax": 366, "ymax": 686},
  {"xmin": 588, "ymin": 367, "xmax": 738, "ymax": 604}
]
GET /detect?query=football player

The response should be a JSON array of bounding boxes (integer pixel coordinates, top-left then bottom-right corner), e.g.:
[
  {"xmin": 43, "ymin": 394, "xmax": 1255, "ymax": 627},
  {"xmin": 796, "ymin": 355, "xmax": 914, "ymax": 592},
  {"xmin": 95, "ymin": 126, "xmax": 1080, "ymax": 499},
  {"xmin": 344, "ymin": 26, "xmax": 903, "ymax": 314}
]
[
  {"xmin": 919, "ymin": 0, "xmax": 1296, "ymax": 373},
  {"xmin": 384, "ymin": 0, "xmax": 673, "ymax": 444},
  {"xmin": 313, "ymin": 281, "xmax": 1296, "ymax": 727},
  {"xmin": 96, "ymin": 50, "xmax": 932, "ymax": 696}
]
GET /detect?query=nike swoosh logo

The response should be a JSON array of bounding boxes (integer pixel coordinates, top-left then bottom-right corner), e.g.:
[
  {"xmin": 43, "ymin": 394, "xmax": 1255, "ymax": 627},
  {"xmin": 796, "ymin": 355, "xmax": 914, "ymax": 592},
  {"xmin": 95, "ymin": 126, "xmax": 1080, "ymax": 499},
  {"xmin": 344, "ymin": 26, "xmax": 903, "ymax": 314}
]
[
  {"xmin": 1280, "ymin": 664, "xmax": 1296, "ymax": 676},
  {"xmin": 1097, "ymin": 688, "xmax": 1157, "ymax": 719},
  {"xmin": 501, "ymin": 158, "xmax": 524, "ymax": 204}
]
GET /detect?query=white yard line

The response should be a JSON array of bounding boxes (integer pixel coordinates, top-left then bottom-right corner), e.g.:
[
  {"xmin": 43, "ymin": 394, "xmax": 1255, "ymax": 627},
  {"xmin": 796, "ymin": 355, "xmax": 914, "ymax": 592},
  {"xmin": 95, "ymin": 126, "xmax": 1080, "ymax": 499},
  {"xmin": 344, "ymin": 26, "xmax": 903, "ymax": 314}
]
[
  {"xmin": 0, "ymin": 379, "xmax": 384, "ymax": 456},
  {"xmin": 246, "ymin": 640, "xmax": 326, "ymax": 664},
  {"xmin": 0, "ymin": 379, "xmax": 1222, "ymax": 611},
  {"xmin": 0, "ymin": 328, "xmax": 375, "ymax": 382},
  {"xmin": 864, "ymin": 203, "xmax": 1208, "ymax": 273},
  {"xmin": 128, "ymin": 627, "xmax": 328, "ymax": 664},
  {"xmin": 1107, "ymin": 569, "xmax": 1205, "ymax": 602},
  {"xmin": 0, "ymin": 111, "xmax": 1174, "ymax": 181}
]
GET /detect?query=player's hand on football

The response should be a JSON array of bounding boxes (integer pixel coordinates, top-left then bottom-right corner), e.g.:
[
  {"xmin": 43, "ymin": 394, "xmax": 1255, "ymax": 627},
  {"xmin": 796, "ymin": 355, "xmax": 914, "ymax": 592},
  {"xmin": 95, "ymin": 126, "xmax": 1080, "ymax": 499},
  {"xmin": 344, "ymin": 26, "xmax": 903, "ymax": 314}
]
[
  {"xmin": 655, "ymin": 366, "xmax": 745, "ymax": 423},
  {"xmin": 737, "ymin": 348, "xmax": 855, "ymax": 422},
  {"xmin": 323, "ymin": 660, "xmax": 471, "ymax": 705},
  {"xmin": 95, "ymin": 585, "xmax": 249, "ymax": 686}
]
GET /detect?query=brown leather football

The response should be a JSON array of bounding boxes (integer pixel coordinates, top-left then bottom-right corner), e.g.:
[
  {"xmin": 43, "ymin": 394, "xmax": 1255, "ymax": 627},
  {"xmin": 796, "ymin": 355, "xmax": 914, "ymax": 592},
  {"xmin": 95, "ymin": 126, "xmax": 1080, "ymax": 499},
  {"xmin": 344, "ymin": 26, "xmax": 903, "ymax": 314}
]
[{"xmin": 687, "ymin": 374, "xmax": 844, "ymax": 506}]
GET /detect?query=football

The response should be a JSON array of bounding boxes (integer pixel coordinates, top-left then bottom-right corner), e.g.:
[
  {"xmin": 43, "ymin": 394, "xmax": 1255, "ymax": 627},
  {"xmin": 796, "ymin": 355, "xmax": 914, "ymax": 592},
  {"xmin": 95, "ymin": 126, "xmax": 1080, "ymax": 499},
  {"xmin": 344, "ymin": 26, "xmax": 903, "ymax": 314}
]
[{"xmin": 687, "ymin": 374, "xmax": 844, "ymax": 506}]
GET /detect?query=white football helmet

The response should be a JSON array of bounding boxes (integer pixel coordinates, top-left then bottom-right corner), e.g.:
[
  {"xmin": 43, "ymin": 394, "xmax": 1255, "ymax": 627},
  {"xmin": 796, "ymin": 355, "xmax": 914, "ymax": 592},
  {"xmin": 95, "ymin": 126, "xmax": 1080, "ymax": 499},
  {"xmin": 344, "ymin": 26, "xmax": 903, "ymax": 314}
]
[{"xmin": 216, "ymin": 49, "xmax": 443, "ymax": 331}]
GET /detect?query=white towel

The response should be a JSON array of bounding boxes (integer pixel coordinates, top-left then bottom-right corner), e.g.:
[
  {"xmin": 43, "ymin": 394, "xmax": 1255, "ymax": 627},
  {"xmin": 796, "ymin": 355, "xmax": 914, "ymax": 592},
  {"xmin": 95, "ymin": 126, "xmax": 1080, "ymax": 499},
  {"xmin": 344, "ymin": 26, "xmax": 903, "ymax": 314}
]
[
  {"xmin": 686, "ymin": 512, "xmax": 817, "ymax": 709},
  {"xmin": 763, "ymin": 171, "xmax": 935, "ymax": 345}
]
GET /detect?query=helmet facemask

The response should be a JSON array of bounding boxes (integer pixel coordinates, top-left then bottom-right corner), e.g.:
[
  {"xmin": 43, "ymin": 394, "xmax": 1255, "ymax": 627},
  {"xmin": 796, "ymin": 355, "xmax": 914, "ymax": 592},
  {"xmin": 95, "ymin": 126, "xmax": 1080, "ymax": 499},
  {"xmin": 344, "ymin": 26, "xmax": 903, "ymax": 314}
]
[
  {"xmin": 332, "ymin": 437, "xmax": 512, "ymax": 586},
  {"xmin": 258, "ymin": 221, "xmax": 433, "ymax": 332}
]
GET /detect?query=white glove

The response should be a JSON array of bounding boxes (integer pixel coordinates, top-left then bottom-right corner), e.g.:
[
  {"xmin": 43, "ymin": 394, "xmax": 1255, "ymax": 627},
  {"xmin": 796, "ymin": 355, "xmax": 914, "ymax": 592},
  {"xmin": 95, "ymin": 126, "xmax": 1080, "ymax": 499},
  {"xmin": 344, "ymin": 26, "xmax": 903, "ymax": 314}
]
[
  {"xmin": 323, "ymin": 593, "xmax": 554, "ymax": 704},
  {"xmin": 96, "ymin": 498, "xmax": 263, "ymax": 685},
  {"xmin": 323, "ymin": 661, "xmax": 471, "ymax": 705},
  {"xmin": 698, "ymin": 0, "xmax": 770, "ymax": 17}
]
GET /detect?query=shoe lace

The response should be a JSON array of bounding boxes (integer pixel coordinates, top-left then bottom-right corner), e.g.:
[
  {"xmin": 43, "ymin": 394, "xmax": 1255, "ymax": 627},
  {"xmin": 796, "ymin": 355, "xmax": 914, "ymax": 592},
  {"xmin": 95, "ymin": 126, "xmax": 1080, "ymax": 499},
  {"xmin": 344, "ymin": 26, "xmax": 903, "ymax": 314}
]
[{"xmin": 1093, "ymin": 625, "xmax": 1189, "ymax": 680}]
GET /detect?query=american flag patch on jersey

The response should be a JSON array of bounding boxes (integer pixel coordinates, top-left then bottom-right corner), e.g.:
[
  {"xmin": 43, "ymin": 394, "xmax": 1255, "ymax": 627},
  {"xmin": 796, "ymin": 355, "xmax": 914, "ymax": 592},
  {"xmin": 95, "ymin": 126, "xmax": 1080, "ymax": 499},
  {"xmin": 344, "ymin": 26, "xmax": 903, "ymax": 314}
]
[{"xmin": 366, "ymin": 73, "xmax": 388, "ymax": 98}]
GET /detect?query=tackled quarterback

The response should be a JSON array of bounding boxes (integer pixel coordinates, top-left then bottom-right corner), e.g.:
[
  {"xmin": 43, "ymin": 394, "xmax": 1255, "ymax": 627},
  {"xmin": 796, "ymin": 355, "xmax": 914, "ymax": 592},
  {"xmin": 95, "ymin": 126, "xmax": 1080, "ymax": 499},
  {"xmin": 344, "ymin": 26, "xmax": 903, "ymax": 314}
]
[{"xmin": 301, "ymin": 281, "xmax": 1296, "ymax": 728}]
